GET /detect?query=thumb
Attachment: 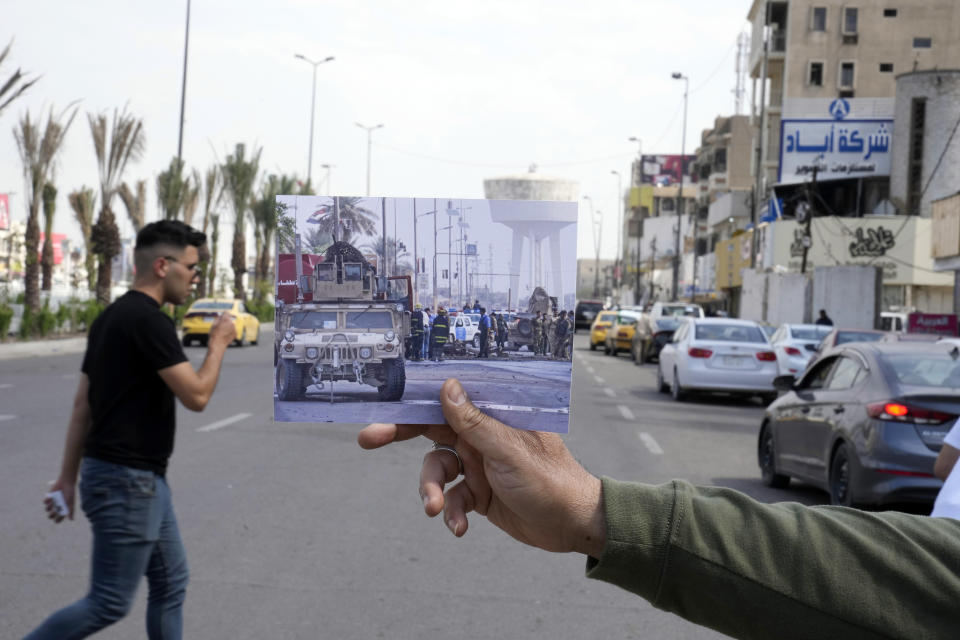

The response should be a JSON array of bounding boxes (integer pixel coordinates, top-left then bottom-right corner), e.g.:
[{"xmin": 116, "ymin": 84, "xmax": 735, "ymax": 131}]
[{"xmin": 440, "ymin": 378, "xmax": 517, "ymax": 458}]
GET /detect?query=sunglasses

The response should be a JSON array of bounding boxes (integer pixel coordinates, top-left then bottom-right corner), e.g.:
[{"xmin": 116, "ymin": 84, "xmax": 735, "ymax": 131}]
[{"xmin": 164, "ymin": 255, "xmax": 201, "ymax": 274}]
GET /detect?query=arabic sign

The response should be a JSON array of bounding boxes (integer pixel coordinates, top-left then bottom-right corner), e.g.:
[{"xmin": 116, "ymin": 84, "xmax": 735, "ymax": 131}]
[
  {"xmin": 770, "ymin": 217, "xmax": 953, "ymax": 287},
  {"xmin": 778, "ymin": 98, "xmax": 893, "ymax": 185},
  {"xmin": 907, "ymin": 312, "xmax": 958, "ymax": 336}
]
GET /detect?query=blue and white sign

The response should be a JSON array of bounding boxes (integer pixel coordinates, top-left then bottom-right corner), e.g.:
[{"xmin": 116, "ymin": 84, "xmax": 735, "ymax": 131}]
[{"xmin": 778, "ymin": 98, "xmax": 893, "ymax": 185}]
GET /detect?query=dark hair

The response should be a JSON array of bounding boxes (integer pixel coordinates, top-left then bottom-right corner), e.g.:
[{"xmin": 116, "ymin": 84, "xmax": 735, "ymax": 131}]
[
  {"xmin": 136, "ymin": 220, "xmax": 206, "ymax": 252},
  {"xmin": 481, "ymin": 307, "xmax": 486, "ymax": 314}
]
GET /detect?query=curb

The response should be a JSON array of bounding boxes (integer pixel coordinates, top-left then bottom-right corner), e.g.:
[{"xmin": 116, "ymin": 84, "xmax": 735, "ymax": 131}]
[{"xmin": 0, "ymin": 336, "xmax": 88, "ymax": 361}]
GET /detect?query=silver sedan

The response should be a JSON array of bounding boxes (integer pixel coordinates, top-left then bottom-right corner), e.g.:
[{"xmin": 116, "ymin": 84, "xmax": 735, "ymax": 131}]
[{"xmin": 656, "ymin": 318, "xmax": 779, "ymax": 404}]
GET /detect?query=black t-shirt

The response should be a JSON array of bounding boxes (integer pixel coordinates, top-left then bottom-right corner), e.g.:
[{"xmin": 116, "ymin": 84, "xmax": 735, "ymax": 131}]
[{"xmin": 82, "ymin": 290, "xmax": 188, "ymax": 475}]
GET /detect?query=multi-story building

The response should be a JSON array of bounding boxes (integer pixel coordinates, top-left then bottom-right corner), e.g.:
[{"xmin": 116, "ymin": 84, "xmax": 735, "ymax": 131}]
[
  {"xmin": 748, "ymin": 0, "xmax": 960, "ymax": 213},
  {"xmin": 694, "ymin": 115, "xmax": 755, "ymax": 252}
]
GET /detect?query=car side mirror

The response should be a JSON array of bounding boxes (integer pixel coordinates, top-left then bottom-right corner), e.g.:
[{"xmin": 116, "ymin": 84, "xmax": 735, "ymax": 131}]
[{"xmin": 773, "ymin": 375, "xmax": 796, "ymax": 391}]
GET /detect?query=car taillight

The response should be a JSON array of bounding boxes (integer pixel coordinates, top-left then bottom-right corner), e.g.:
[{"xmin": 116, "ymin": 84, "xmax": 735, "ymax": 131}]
[
  {"xmin": 688, "ymin": 347, "xmax": 712, "ymax": 358},
  {"xmin": 784, "ymin": 346, "xmax": 803, "ymax": 356},
  {"xmin": 756, "ymin": 351, "xmax": 777, "ymax": 361},
  {"xmin": 866, "ymin": 402, "xmax": 956, "ymax": 425}
]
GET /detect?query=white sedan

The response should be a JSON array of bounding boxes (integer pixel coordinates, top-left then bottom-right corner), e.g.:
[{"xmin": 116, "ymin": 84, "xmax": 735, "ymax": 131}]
[
  {"xmin": 768, "ymin": 323, "xmax": 833, "ymax": 375},
  {"xmin": 656, "ymin": 318, "xmax": 779, "ymax": 403}
]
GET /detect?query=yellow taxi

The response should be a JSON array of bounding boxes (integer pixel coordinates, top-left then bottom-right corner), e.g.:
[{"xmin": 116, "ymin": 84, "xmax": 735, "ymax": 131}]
[
  {"xmin": 603, "ymin": 310, "xmax": 645, "ymax": 356},
  {"xmin": 182, "ymin": 298, "xmax": 261, "ymax": 347},
  {"xmin": 589, "ymin": 310, "xmax": 619, "ymax": 351}
]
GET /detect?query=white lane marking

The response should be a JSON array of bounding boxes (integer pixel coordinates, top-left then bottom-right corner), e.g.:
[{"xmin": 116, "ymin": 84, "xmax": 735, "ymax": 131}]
[
  {"xmin": 638, "ymin": 432, "xmax": 664, "ymax": 455},
  {"xmin": 617, "ymin": 405, "xmax": 635, "ymax": 421},
  {"xmin": 603, "ymin": 388, "xmax": 616, "ymax": 398},
  {"xmin": 594, "ymin": 375, "xmax": 605, "ymax": 385},
  {"xmin": 0, "ymin": 383, "xmax": 12, "ymax": 389},
  {"xmin": 197, "ymin": 413, "xmax": 252, "ymax": 433},
  {"xmin": 403, "ymin": 400, "xmax": 568, "ymax": 414},
  {"xmin": 0, "ymin": 414, "xmax": 15, "ymax": 422},
  {"xmin": 585, "ymin": 366, "xmax": 595, "ymax": 374}
]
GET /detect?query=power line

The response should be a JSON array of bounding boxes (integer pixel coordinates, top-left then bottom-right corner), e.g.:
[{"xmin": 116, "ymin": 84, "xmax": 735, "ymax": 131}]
[{"xmin": 689, "ymin": 35, "xmax": 739, "ymax": 95}]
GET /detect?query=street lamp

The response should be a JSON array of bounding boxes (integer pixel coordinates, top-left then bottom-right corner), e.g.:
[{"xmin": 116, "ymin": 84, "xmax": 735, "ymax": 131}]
[
  {"xmin": 611, "ymin": 169, "xmax": 622, "ymax": 301},
  {"xmin": 356, "ymin": 122, "xmax": 384, "ymax": 196},
  {"xmin": 671, "ymin": 72, "xmax": 689, "ymax": 302},
  {"xmin": 294, "ymin": 53, "xmax": 335, "ymax": 188},
  {"xmin": 583, "ymin": 195, "xmax": 602, "ymax": 298}
]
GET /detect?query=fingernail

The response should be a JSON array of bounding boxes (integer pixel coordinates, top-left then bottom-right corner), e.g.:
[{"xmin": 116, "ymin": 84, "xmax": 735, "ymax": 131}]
[
  {"xmin": 447, "ymin": 380, "xmax": 466, "ymax": 406},
  {"xmin": 446, "ymin": 517, "xmax": 460, "ymax": 535}
]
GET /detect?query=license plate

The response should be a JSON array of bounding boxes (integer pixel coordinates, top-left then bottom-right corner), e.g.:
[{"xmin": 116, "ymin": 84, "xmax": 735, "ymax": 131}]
[
  {"xmin": 722, "ymin": 356, "xmax": 748, "ymax": 367},
  {"xmin": 203, "ymin": 317, "xmax": 214, "ymax": 323}
]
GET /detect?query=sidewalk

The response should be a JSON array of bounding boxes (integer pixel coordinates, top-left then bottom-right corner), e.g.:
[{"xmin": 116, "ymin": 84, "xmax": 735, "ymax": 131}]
[{"xmin": 0, "ymin": 336, "xmax": 88, "ymax": 361}]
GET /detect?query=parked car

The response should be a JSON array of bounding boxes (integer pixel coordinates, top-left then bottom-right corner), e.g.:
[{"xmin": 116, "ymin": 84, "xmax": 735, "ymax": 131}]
[
  {"xmin": 768, "ymin": 323, "xmax": 834, "ymax": 376},
  {"xmin": 880, "ymin": 311, "xmax": 908, "ymax": 333},
  {"xmin": 758, "ymin": 342, "xmax": 960, "ymax": 507},
  {"xmin": 451, "ymin": 313, "xmax": 481, "ymax": 348},
  {"xmin": 182, "ymin": 298, "xmax": 260, "ymax": 347},
  {"xmin": 604, "ymin": 310, "xmax": 645, "ymax": 356},
  {"xmin": 814, "ymin": 328, "xmax": 886, "ymax": 356},
  {"xmin": 630, "ymin": 315, "xmax": 679, "ymax": 364},
  {"xmin": 649, "ymin": 301, "xmax": 705, "ymax": 319},
  {"xmin": 589, "ymin": 310, "xmax": 619, "ymax": 351},
  {"xmin": 574, "ymin": 300, "xmax": 605, "ymax": 331},
  {"xmin": 657, "ymin": 318, "xmax": 778, "ymax": 403}
]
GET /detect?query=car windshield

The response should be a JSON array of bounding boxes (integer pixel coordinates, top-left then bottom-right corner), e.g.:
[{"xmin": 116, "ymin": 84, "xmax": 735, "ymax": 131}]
[
  {"xmin": 577, "ymin": 302, "xmax": 603, "ymax": 314},
  {"xmin": 655, "ymin": 317, "xmax": 683, "ymax": 331},
  {"xmin": 790, "ymin": 326, "xmax": 832, "ymax": 340},
  {"xmin": 617, "ymin": 315, "xmax": 638, "ymax": 326},
  {"xmin": 346, "ymin": 311, "xmax": 394, "ymax": 330},
  {"xmin": 662, "ymin": 305, "xmax": 696, "ymax": 317},
  {"xmin": 836, "ymin": 331, "xmax": 883, "ymax": 345},
  {"xmin": 695, "ymin": 323, "xmax": 766, "ymax": 343},
  {"xmin": 290, "ymin": 311, "xmax": 338, "ymax": 330},
  {"xmin": 192, "ymin": 301, "xmax": 234, "ymax": 311},
  {"xmin": 880, "ymin": 353, "xmax": 960, "ymax": 389},
  {"xmin": 597, "ymin": 312, "xmax": 617, "ymax": 323}
]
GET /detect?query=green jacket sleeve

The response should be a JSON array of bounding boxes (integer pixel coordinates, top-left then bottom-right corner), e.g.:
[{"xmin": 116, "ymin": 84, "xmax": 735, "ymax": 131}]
[{"xmin": 586, "ymin": 478, "xmax": 960, "ymax": 640}]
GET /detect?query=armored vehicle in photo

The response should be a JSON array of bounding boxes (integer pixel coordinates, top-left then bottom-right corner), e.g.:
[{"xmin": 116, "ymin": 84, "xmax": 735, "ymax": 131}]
[
  {"xmin": 275, "ymin": 240, "xmax": 412, "ymax": 402},
  {"xmin": 506, "ymin": 286, "xmax": 558, "ymax": 351}
]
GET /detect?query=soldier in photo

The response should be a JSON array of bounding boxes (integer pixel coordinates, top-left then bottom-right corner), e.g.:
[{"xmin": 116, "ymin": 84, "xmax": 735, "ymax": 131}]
[
  {"xmin": 410, "ymin": 303, "xmax": 424, "ymax": 361},
  {"xmin": 543, "ymin": 311, "xmax": 554, "ymax": 357},
  {"xmin": 496, "ymin": 312, "xmax": 508, "ymax": 354},
  {"xmin": 489, "ymin": 312, "xmax": 498, "ymax": 356},
  {"xmin": 563, "ymin": 310, "xmax": 575, "ymax": 360},
  {"xmin": 553, "ymin": 310, "xmax": 569, "ymax": 360},
  {"xmin": 430, "ymin": 307, "xmax": 449, "ymax": 362},
  {"xmin": 531, "ymin": 311, "xmax": 543, "ymax": 356}
]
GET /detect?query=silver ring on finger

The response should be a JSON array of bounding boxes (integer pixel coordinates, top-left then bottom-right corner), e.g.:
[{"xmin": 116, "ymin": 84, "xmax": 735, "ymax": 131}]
[{"xmin": 431, "ymin": 442, "xmax": 464, "ymax": 476}]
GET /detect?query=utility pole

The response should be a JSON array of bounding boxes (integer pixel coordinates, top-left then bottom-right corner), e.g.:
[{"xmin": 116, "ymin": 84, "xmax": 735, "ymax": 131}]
[
  {"xmin": 751, "ymin": 1, "xmax": 771, "ymax": 269},
  {"xmin": 649, "ymin": 237, "xmax": 657, "ymax": 302},
  {"xmin": 432, "ymin": 198, "xmax": 438, "ymax": 308},
  {"xmin": 176, "ymin": 0, "xmax": 191, "ymax": 165},
  {"xmin": 412, "ymin": 198, "xmax": 417, "ymax": 302},
  {"xmin": 671, "ymin": 72, "xmax": 689, "ymax": 301},
  {"xmin": 381, "ymin": 197, "xmax": 387, "ymax": 277},
  {"xmin": 800, "ymin": 165, "xmax": 819, "ymax": 274}
]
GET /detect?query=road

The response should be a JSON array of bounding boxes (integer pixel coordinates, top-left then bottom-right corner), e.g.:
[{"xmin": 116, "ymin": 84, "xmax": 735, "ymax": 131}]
[
  {"xmin": 1, "ymin": 330, "xmax": 828, "ymax": 639},
  {"xmin": 276, "ymin": 355, "xmax": 571, "ymax": 432}
]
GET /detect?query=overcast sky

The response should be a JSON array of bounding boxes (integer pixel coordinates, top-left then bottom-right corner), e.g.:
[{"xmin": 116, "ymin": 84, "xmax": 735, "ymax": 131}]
[{"xmin": 1, "ymin": 0, "xmax": 750, "ymax": 265}]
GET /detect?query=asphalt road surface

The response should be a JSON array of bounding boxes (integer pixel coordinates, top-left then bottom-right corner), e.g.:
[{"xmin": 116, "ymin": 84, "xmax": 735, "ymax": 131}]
[
  {"xmin": 275, "ymin": 356, "xmax": 571, "ymax": 432},
  {"xmin": 2, "ymin": 330, "xmax": 831, "ymax": 639}
]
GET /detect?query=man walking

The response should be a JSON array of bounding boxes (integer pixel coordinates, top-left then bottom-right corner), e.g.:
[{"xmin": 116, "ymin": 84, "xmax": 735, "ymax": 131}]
[
  {"xmin": 28, "ymin": 220, "xmax": 235, "ymax": 640},
  {"xmin": 815, "ymin": 309, "xmax": 834, "ymax": 326}
]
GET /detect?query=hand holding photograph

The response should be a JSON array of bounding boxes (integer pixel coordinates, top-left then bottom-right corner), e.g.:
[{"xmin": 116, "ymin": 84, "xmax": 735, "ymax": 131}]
[{"xmin": 273, "ymin": 193, "xmax": 578, "ymax": 433}]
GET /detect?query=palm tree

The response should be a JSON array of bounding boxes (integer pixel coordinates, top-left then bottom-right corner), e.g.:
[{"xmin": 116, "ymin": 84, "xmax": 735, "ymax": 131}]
[
  {"xmin": 221, "ymin": 143, "xmax": 261, "ymax": 300},
  {"xmin": 307, "ymin": 196, "xmax": 376, "ymax": 245},
  {"xmin": 197, "ymin": 165, "xmax": 223, "ymax": 298},
  {"xmin": 0, "ymin": 40, "xmax": 37, "ymax": 119},
  {"xmin": 361, "ymin": 235, "xmax": 412, "ymax": 276},
  {"xmin": 88, "ymin": 107, "xmax": 145, "ymax": 305},
  {"xmin": 302, "ymin": 226, "xmax": 331, "ymax": 256},
  {"xmin": 277, "ymin": 204, "xmax": 297, "ymax": 254},
  {"xmin": 156, "ymin": 156, "xmax": 187, "ymax": 221},
  {"xmin": 68, "ymin": 187, "xmax": 97, "ymax": 292},
  {"xmin": 250, "ymin": 174, "xmax": 298, "ymax": 300},
  {"xmin": 41, "ymin": 182, "xmax": 56, "ymax": 291},
  {"xmin": 182, "ymin": 169, "xmax": 201, "ymax": 228},
  {"xmin": 118, "ymin": 180, "xmax": 146, "ymax": 232},
  {"xmin": 13, "ymin": 106, "xmax": 77, "ymax": 313}
]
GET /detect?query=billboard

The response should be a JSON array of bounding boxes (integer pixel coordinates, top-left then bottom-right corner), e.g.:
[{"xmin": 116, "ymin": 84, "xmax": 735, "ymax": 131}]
[
  {"xmin": 0, "ymin": 193, "xmax": 9, "ymax": 230},
  {"xmin": 778, "ymin": 98, "xmax": 893, "ymax": 185},
  {"xmin": 640, "ymin": 154, "xmax": 697, "ymax": 186}
]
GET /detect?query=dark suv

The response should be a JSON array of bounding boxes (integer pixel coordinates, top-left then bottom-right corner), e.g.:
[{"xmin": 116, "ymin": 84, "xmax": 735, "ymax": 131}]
[{"xmin": 574, "ymin": 300, "xmax": 604, "ymax": 331}]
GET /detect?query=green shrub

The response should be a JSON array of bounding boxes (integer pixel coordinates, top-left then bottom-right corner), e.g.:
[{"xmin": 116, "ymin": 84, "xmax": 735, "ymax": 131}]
[
  {"xmin": 15, "ymin": 292, "xmax": 25, "ymax": 304},
  {"xmin": 246, "ymin": 298, "xmax": 275, "ymax": 323},
  {"xmin": 0, "ymin": 304, "xmax": 12, "ymax": 340},
  {"xmin": 19, "ymin": 307, "xmax": 35, "ymax": 339},
  {"xmin": 55, "ymin": 302, "xmax": 72, "ymax": 331},
  {"xmin": 36, "ymin": 298, "xmax": 57, "ymax": 337},
  {"xmin": 81, "ymin": 299, "xmax": 105, "ymax": 331}
]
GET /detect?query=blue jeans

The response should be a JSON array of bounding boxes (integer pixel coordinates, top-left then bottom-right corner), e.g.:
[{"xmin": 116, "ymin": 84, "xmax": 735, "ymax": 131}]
[{"xmin": 25, "ymin": 458, "xmax": 189, "ymax": 640}]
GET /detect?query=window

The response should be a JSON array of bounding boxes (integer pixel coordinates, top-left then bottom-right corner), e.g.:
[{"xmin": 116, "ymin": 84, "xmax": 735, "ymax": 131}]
[
  {"xmin": 842, "ymin": 7, "xmax": 858, "ymax": 34},
  {"xmin": 913, "ymin": 37, "xmax": 932, "ymax": 48},
  {"xmin": 879, "ymin": 63, "xmax": 894, "ymax": 73},
  {"xmin": 883, "ymin": 8, "xmax": 897, "ymax": 17},
  {"xmin": 825, "ymin": 357, "xmax": 863, "ymax": 390},
  {"xmin": 808, "ymin": 61, "xmax": 824, "ymax": 86},
  {"xmin": 714, "ymin": 148, "xmax": 727, "ymax": 172},
  {"xmin": 839, "ymin": 62, "xmax": 855, "ymax": 88},
  {"xmin": 811, "ymin": 6, "xmax": 827, "ymax": 31},
  {"xmin": 800, "ymin": 357, "xmax": 839, "ymax": 390}
]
